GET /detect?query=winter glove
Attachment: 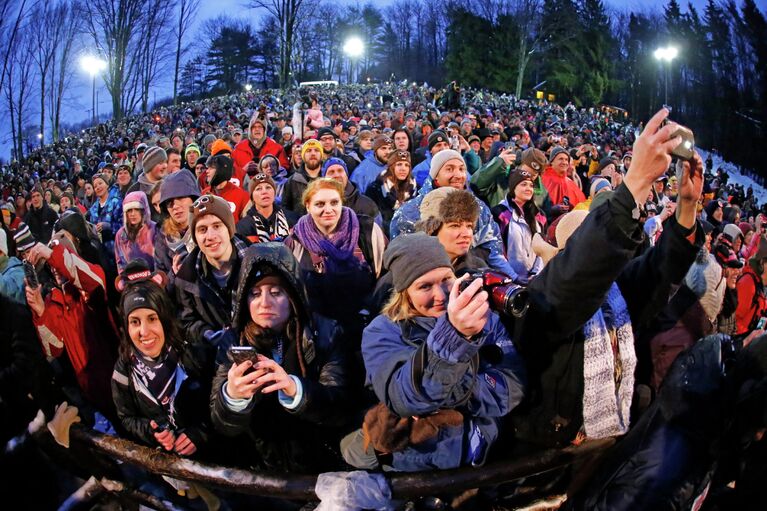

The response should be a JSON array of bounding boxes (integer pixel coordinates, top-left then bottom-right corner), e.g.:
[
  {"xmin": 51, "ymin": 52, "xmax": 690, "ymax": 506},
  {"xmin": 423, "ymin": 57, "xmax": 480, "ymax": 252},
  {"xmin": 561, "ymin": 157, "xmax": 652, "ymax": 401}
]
[{"xmin": 47, "ymin": 401, "xmax": 81, "ymax": 448}]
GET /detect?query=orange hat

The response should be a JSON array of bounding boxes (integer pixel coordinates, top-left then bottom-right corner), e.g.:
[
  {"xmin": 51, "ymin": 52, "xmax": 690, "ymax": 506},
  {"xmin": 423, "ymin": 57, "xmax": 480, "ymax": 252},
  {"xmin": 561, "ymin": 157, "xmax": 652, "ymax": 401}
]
[{"xmin": 210, "ymin": 139, "xmax": 232, "ymax": 156}]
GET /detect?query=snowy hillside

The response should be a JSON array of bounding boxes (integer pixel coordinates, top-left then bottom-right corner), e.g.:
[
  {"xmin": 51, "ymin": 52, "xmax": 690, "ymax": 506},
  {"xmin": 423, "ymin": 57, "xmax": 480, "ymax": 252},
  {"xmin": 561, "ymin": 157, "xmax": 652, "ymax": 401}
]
[{"xmin": 698, "ymin": 148, "xmax": 767, "ymax": 206}]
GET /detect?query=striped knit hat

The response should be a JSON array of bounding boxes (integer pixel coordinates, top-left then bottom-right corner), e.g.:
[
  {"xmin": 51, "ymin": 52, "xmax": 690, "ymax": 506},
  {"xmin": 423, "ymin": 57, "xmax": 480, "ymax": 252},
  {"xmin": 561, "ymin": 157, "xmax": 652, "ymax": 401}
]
[
  {"xmin": 13, "ymin": 222, "xmax": 36, "ymax": 252},
  {"xmin": 142, "ymin": 146, "xmax": 167, "ymax": 172}
]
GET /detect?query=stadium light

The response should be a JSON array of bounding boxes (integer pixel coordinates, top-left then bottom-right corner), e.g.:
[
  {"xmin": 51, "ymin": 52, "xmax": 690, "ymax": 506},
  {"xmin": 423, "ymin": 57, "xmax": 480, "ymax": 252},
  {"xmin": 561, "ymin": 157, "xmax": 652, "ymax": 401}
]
[
  {"xmin": 244, "ymin": 83, "xmax": 253, "ymax": 92},
  {"xmin": 343, "ymin": 36, "xmax": 364, "ymax": 84},
  {"xmin": 654, "ymin": 46, "xmax": 678, "ymax": 105},
  {"xmin": 80, "ymin": 55, "xmax": 107, "ymax": 126},
  {"xmin": 653, "ymin": 46, "xmax": 678, "ymax": 62},
  {"xmin": 343, "ymin": 36, "xmax": 364, "ymax": 58}
]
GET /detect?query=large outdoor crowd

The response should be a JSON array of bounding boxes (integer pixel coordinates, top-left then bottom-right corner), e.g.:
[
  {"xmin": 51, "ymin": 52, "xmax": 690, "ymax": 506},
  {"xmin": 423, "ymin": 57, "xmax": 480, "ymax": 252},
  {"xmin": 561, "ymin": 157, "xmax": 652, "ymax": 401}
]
[{"xmin": 0, "ymin": 83, "xmax": 765, "ymax": 510}]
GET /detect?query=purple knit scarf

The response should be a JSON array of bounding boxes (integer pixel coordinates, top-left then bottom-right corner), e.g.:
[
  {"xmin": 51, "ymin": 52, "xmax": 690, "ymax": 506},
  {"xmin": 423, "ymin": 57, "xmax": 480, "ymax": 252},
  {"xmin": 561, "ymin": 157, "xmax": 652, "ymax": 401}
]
[{"xmin": 293, "ymin": 207, "xmax": 361, "ymax": 273}]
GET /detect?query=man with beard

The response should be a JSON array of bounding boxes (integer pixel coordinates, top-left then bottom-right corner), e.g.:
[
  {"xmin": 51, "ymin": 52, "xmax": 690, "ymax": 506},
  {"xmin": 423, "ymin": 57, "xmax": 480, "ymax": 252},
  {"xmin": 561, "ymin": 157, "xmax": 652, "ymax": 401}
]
[
  {"xmin": 317, "ymin": 127, "xmax": 358, "ymax": 174},
  {"xmin": 350, "ymin": 134, "xmax": 393, "ymax": 193},
  {"xmin": 280, "ymin": 139, "xmax": 324, "ymax": 215},
  {"xmin": 114, "ymin": 191, "xmax": 159, "ymax": 273}
]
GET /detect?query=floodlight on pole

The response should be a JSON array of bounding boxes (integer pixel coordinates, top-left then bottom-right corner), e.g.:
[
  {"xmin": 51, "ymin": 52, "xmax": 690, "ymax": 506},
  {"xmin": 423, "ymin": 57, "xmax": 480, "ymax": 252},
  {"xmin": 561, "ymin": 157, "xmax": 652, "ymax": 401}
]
[
  {"xmin": 244, "ymin": 83, "xmax": 253, "ymax": 92},
  {"xmin": 80, "ymin": 55, "xmax": 107, "ymax": 125},
  {"xmin": 343, "ymin": 36, "xmax": 364, "ymax": 58},
  {"xmin": 343, "ymin": 36, "xmax": 364, "ymax": 83},
  {"xmin": 654, "ymin": 46, "xmax": 678, "ymax": 105}
]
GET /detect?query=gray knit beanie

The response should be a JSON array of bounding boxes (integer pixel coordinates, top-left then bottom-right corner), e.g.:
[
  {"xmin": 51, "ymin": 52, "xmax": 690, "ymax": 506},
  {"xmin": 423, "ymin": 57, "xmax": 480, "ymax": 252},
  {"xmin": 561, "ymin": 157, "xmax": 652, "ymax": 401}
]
[
  {"xmin": 142, "ymin": 146, "xmax": 167, "ymax": 173},
  {"xmin": 384, "ymin": 232, "xmax": 452, "ymax": 292},
  {"xmin": 429, "ymin": 149, "xmax": 464, "ymax": 180}
]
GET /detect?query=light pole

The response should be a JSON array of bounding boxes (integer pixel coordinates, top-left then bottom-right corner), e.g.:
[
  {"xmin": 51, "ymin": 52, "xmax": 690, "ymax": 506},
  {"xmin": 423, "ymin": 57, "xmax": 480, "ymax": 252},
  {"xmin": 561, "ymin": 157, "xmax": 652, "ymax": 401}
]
[
  {"xmin": 653, "ymin": 46, "xmax": 678, "ymax": 105},
  {"xmin": 343, "ymin": 36, "xmax": 364, "ymax": 84},
  {"xmin": 80, "ymin": 55, "xmax": 107, "ymax": 125}
]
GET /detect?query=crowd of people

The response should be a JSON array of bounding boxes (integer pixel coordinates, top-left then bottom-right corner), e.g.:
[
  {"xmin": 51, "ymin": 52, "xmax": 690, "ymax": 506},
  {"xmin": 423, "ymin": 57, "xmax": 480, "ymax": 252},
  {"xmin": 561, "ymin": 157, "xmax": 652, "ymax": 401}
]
[{"xmin": 0, "ymin": 82, "xmax": 765, "ymax": 510}]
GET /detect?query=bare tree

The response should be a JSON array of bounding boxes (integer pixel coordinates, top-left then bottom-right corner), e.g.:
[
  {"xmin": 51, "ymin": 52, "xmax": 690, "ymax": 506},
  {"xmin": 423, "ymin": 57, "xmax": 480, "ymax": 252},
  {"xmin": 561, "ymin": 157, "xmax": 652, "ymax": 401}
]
[
  {"xmin": 47, "ymin": 1, "xmax": 82, "ymax": 142},
  {"xmin": 136, "ymin": 0, "xmax": 176, "ymax": 112},
  {"xmin": 30, "ymin": 2, "xmax": 61, "ymax": 145},
  {"xmin": 248, "ymin": 0, "xmax": 307, "ymax": 89},
  {"xmin": 511, "ymin": 0, "xmax": 554, "ymax": 99},
  {"xmin": 172, "ymin": 0, "xmax": 201, "ymax": 105},
  {"xmin": 82, "ymin": 0, "xmax": 149, "ymax": 120},
  {"xmin": 0, "ymin": 0, "xmax": 29, "ymax": 95},
  {"xmin": 3, "ymin": 28, "xmax": 36, "ymax": 160}
]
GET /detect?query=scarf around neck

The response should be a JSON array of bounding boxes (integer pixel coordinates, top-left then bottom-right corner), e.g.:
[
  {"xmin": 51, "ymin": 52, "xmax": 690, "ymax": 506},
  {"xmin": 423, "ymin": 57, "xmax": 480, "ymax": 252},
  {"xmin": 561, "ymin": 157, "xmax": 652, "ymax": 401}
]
[
  {"xmin": 293, "ymin": 207, "xmax": 361, "ymax": 273},
  {"xmin": 131, "ymin": 346, "xmax": 180, "ymax": 423},
  {"xmin": 581, "ymin": 282, "xmax": 636, "ymax": 439}
]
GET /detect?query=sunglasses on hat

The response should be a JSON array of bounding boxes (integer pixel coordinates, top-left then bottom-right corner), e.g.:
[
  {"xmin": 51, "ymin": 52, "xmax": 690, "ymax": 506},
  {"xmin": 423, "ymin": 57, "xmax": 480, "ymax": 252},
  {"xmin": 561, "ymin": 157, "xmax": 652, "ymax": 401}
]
[{"xmin": 191, "ymin": 195, "xmax": 213, "ymax": 210}]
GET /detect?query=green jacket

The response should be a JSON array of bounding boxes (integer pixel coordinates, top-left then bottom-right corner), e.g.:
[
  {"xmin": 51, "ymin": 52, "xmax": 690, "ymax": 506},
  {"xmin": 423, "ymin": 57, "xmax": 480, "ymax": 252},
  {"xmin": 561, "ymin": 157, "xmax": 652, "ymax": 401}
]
[
  {"xmin": 470, "ymin": 158, "xmax": 552, "ymax": 218},
  {"xmin": 470, "ymin": 156, "xmax": 511, "ymax": 207}
]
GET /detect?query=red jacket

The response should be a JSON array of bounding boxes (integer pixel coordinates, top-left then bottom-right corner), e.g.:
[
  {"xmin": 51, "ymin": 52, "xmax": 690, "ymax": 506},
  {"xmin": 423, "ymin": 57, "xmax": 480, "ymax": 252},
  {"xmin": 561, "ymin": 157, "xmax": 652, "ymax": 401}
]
[
  {"xmin": 232, "ymin": 137, "xmax": 289, "ymax": 176},
  {"xmin": 542, "ymin": 166, "xmax": 586, "ymax": 207},
  {"xmin": 32, "ymin": 244, "xmax": 118, "ymax": 414},
  {"xmin": 735, "ymin": 265, "xmax": 767, "ymax": 335},
  {"xmin": 203, "ymin": 181, "xmax": 252, "ymax": 221}
]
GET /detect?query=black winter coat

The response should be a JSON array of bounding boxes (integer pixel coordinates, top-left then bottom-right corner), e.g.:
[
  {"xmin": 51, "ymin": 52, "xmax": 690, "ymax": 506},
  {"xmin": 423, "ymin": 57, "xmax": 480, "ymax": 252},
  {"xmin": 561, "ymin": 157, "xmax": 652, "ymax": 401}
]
[
  {"xmin": 344, "ymin": 181, "xmax": 380, "ymax": 222},
  {"xmin": 111, "ymin": 342, "xmax": 216, "ymax": 457},
  {"xmin": 280, "ymin": 166, "xmax": 318, "ymax": 215},
  {"xmin": 0, "ymin": 296, "xmax": 52, "ymax": 440},
  {"xmin": 509, "ymin": 184, "xmax": 703, "ymax": 448},
  {"xmin": 24, "ymin": 203, "xmax": 58, "ymax": 244},
  {"xmin": 209, "ymin": 243, "xmax": 353, "ymax": 472},
  {"xmin": 175, "ymin": 236, "xmax": 250, "ymax": 344}
]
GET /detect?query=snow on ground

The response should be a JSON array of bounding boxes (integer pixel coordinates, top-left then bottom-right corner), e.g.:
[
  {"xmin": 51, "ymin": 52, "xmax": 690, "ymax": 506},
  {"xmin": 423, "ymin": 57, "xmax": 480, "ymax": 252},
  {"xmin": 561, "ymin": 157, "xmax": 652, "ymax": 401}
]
[{"xmin": 698, "ymin": 148, "xmax": 767, "ymax": 206}]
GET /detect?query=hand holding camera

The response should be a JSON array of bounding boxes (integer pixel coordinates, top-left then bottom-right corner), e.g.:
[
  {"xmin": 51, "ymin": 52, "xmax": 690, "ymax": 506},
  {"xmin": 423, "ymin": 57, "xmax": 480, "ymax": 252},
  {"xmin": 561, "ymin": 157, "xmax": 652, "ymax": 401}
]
[
  {"xmin": 674, "ymin": 151, "xmax": 704, "ymax": 229},
  {"xmin": 499, "ymin": 146, "xmax": 518, "ymax": 167},
  {"xmin": 624, "ymin": 108, "xmax": 683, "ymax": 205},
  {"xmin": 449, "ymin": 275, "xmax": 490, "ymax": 338}
]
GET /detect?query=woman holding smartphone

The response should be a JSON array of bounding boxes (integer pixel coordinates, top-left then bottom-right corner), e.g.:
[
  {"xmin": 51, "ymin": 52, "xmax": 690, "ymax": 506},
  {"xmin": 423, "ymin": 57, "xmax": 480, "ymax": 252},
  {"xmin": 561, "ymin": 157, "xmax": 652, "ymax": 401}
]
[
  {"xmin": 111, "ymin": 263, "xmax": 216, "ymax": 458},
  {"xmin": 210, "ymin": 242, "xmax": 353, "ymax": 472}
]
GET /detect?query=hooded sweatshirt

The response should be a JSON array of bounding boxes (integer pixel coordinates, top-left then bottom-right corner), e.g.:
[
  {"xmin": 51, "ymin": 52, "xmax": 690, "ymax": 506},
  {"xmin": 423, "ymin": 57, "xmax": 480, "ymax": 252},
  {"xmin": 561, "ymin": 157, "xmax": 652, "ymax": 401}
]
[{"xmin": 114, "ymin": 191, "xmax": 159, "ymax": 272}]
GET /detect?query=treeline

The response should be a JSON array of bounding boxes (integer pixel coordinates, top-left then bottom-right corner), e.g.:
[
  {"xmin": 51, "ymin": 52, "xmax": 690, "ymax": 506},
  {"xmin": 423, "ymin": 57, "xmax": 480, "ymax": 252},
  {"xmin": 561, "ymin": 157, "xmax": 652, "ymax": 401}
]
[{"xmin": 186, "ymin": 0, "xmax": 765, "ymax": 171}]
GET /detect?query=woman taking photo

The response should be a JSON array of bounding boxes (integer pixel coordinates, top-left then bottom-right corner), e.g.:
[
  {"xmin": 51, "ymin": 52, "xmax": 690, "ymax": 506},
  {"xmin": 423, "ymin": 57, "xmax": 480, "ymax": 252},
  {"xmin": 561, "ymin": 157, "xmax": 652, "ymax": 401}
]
[
  {"xmin": 111, "ymin": 264, "xmax": 215, "ymax": 458},
  {"xmin": 365, "ymin": 150, "xmax": 417, "ymax": 238},
  {"xmin": 210, "ymin": 243, "xmax": 352, "ymax": 472},
  {"xmin": 492, "ymin": 169, "xmax": 544, "ymax": 283},
  {"xmin": 284, "ymin": 178, "xmax": 386, "ymax": 337},
  {"xmin": 343, "ymin": 233, "xmax": 526, "ymax": 472},
  {"xmin": 236, "ymin": 173, "xmax": 298, "ymax": 243}
]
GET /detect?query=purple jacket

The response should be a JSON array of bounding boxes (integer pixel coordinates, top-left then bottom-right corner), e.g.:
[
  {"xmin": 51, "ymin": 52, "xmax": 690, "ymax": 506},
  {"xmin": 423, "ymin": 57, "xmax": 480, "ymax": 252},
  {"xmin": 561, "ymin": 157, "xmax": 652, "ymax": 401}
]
[{"xmin": 114, "ymin": 191, "xmax": 159, "ymax": 272}]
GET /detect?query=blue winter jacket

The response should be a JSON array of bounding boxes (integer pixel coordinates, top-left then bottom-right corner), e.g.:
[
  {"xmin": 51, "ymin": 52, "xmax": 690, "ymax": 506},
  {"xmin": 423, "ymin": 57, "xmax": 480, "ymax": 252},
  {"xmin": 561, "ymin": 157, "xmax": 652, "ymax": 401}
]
[
  {"xmin": 0, "ymin": 256, "xmax": 25, "ymax": 304},
  {"xmin": 389, "ymin": 179, "xmax": 518, "ymax": 279},
  {"xmin": 412, "ymin": 152, "xmax": 432, "ymax": 188},
  {"xmin": 361, "ymin": 313, "xmax": 525, "ymax": 471},
  {"xmin": 350, "ymin": 152, "xmax": 387, "ymax": 193}
]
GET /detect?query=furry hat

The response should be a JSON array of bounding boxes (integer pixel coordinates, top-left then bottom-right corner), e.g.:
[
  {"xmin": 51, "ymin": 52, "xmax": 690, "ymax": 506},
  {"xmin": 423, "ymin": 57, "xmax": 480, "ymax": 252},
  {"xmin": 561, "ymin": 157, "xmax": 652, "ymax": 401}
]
[{"xmin": 416, "ymin": 188, "xmax": 478, "ymax": 235}]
